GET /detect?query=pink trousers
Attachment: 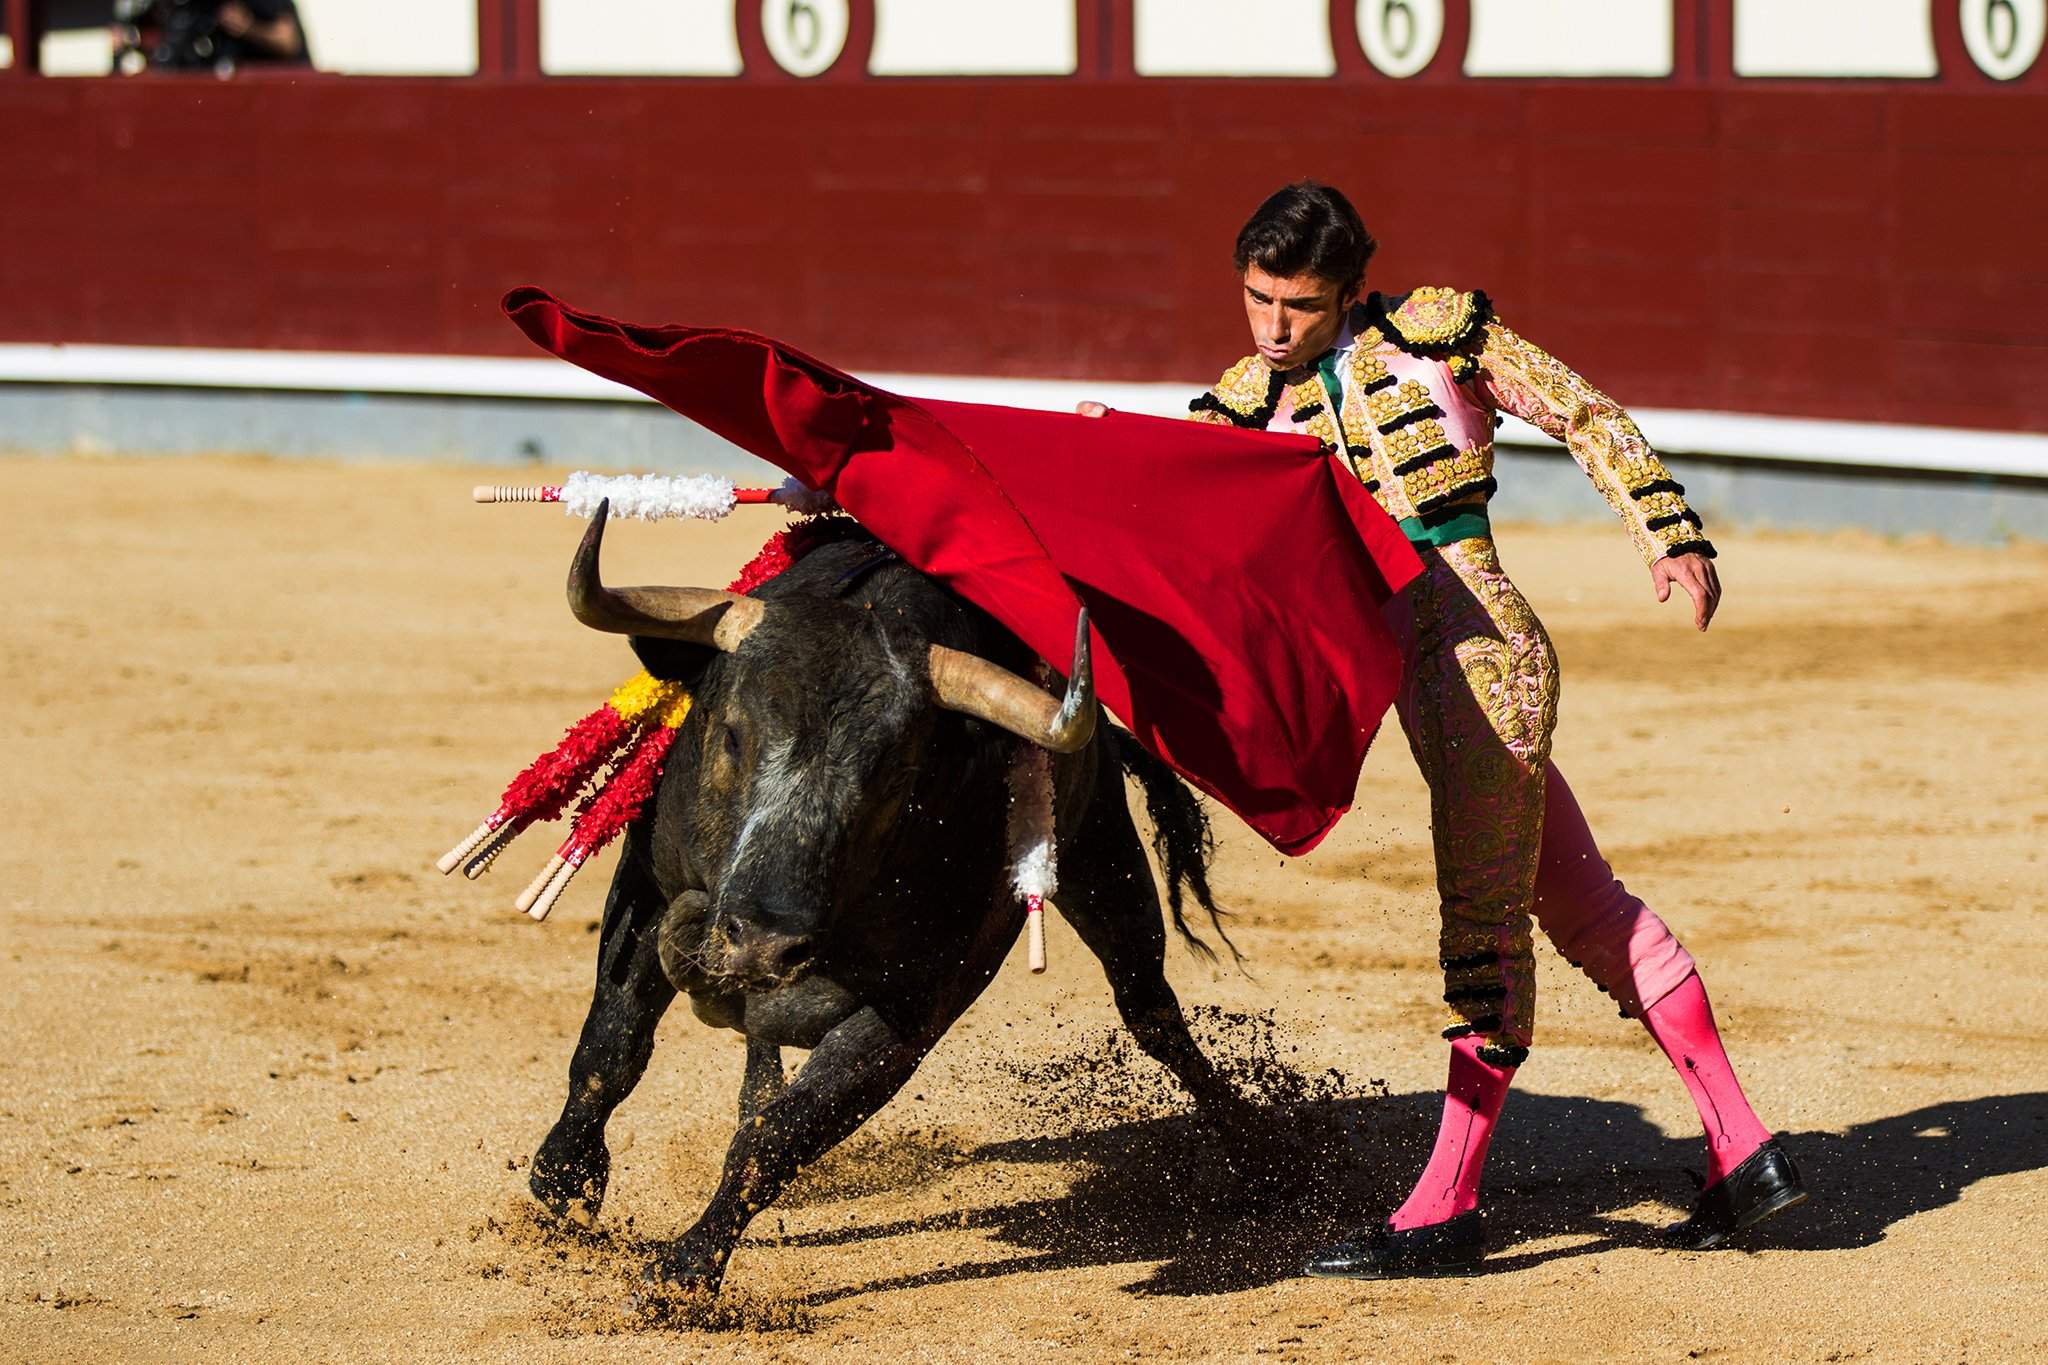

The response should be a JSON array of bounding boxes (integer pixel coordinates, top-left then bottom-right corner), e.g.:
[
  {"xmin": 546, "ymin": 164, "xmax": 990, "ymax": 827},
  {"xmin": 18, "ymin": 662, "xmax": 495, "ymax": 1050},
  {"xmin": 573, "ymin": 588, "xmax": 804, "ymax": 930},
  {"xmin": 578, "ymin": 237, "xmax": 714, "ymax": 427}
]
[{"xmin": 1384, "ymin": 560, "xmax": 1696, "ymax": 1029}]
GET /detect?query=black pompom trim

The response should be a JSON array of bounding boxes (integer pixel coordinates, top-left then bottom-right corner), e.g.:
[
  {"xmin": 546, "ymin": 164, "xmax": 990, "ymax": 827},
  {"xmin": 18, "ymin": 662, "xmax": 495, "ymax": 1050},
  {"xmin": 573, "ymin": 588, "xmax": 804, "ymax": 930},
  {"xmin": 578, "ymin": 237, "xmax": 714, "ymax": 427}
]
[
  {"xmin": 1413, "ymin": 478, "xmax": 1498, "ymax": 514},
  {"xmin": 1392, "ymin": 444, "xmax": 1459, "ymax": 477},
  {"xmin": 1477, "ymin": 1043, "xmax": 1530, "ymax": 1068},
  {"xmin": 1630, "ymin": 478, "xmax": 1686, "ymax": 501},
  {"xmin": 1645, "ymin": 510, "xmax": 1703, "ymax": 533},
  {"xmin": 1363, "ymin": 370, "xmax": 1398, "ymax": 394},
  {"xmin": 1188, "ymin": 391, "xmax": 1274, "ymax": 430},
  {"xmin": 1416, "ymin": 501, "xmax": 1485, "ymax": 529},
  {"xmin": 1375, "ymin": 404, "xmax": 1443, "ymax": 436},
  {"xmin": 1439, "ymin": 950, "xmax": 1496, "ymax": 971},
  {"xmin": 1662, "ymin": 538, "xmax": 1717, "ymax": 560}
]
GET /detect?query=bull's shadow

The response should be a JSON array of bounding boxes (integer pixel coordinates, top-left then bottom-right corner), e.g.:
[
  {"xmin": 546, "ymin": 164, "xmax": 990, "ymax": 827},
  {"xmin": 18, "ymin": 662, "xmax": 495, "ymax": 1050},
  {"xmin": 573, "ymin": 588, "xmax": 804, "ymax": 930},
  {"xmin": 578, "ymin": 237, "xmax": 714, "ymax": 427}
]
[{"xmin": 767, "ymin": 1086, "xmax": 2048, "ymax": 1304}]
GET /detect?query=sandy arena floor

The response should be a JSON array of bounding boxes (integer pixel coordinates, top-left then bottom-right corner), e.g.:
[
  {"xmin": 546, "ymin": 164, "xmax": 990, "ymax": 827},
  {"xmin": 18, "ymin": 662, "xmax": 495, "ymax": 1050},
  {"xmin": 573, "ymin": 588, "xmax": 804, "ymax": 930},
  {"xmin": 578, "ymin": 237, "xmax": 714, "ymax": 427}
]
[{"xmin": 3, "ymin": 455, "xmax": 2045, "ymax": 1362}]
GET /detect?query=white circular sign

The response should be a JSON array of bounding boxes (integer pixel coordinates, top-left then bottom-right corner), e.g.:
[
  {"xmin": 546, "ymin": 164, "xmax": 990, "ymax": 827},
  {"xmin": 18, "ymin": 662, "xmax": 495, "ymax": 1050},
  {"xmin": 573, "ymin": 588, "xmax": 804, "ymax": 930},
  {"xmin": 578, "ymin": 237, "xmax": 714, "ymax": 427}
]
[
  {"xmin": 1961, "ymin": 0, "xmax": 2046, "ymax": 80},
  {"xmin": 762, "ymin": 0, "xmax": 850, "ymax": 78},
  {"xmin": 1357, "ymin": 0, "xmax": 1444, "ymax": 79}
]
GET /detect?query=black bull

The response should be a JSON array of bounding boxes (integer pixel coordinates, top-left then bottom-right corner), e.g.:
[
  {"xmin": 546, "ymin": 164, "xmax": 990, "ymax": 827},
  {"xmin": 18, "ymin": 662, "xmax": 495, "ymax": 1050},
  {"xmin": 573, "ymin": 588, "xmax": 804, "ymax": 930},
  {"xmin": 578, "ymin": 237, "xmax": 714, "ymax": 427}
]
[{"xmin": 528, "ymin": 507, "xmax": 1282, "ymax": 1293}]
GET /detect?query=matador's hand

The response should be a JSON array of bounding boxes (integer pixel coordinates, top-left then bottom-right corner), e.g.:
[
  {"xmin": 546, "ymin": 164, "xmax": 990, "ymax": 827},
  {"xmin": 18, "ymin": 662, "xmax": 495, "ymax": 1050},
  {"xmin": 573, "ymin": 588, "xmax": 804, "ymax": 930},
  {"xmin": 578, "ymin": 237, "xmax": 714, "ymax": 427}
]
[
  {"xmin": 1653, "ymin": 552, "xmax": 1721, "ymax": 632},
  {"xmin": 1075, "ymin": 401, "xmax": 1109, "ymax": 418}
]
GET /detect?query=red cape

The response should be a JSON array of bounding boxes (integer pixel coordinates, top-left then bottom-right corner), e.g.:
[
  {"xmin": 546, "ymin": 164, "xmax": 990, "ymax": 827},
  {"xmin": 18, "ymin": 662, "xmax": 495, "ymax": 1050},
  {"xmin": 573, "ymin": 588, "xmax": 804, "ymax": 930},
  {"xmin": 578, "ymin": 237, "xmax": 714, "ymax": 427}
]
[{"xmin": 505, "ymin": 287, "xmax": 1422, "ymax": 856}]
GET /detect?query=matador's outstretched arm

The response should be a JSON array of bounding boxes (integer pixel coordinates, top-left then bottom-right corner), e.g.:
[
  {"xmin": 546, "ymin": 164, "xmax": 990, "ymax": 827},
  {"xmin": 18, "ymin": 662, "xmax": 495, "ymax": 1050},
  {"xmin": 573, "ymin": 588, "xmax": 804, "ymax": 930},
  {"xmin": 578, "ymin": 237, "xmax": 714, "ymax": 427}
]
[{"xmin": 1471, "ymin": 321, "xmax": 1716, "ymax": 569}]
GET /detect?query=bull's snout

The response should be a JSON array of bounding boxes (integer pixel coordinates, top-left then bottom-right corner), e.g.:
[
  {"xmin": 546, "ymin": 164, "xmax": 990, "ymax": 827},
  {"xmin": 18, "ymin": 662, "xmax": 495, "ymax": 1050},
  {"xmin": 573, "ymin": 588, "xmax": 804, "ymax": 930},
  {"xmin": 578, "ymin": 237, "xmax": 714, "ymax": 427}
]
[{"xmin": 712, "ymin": 920, "xmax": 819, "ymax": 986}]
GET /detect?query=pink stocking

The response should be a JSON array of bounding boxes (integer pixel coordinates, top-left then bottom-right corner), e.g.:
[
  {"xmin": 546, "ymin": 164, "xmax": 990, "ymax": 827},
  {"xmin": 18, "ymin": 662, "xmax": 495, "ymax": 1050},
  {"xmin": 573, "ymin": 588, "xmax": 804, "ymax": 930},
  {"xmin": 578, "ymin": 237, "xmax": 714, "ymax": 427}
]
[
  {"xmin": 1388, "ymin": 1034, "xmax": 1517, "ymax": 1230},
  {"xmin": 1642, "ymin": 972, "xmax": 1773, "ymax": 1183}
]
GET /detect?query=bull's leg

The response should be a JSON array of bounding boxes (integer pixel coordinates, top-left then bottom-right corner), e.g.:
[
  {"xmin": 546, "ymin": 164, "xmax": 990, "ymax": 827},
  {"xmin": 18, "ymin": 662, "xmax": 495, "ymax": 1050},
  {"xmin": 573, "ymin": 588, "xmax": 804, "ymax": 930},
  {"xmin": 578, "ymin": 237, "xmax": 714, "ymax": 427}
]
[
  {"xmin": 529, "ymin": 830, "xmax": 676, "ymax": 1223},
  {"xmin": 737, "ymin": 1037, "xmax": 785, "ymax": 1125},
  {"xmin": 648, "ymin": 1005, "xmax": 930, "ymax": 1293}
]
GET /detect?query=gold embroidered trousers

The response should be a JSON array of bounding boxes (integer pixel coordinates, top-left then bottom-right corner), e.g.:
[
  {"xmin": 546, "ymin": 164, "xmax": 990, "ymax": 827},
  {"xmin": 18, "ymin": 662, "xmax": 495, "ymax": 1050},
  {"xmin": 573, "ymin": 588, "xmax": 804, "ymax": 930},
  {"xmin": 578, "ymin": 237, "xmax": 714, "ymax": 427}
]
[{"xmin": 1387, "ymin": 536, "xmax": 1559, "ymax": 1065}]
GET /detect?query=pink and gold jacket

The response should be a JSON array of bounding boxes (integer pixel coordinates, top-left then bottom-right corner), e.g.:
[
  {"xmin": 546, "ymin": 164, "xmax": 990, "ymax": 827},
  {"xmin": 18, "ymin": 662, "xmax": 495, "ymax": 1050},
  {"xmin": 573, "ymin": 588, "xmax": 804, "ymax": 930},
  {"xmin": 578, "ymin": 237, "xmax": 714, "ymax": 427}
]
[{"xmin": 1191, "ymin": 288, "xmax": 1714, "ymax": 565}]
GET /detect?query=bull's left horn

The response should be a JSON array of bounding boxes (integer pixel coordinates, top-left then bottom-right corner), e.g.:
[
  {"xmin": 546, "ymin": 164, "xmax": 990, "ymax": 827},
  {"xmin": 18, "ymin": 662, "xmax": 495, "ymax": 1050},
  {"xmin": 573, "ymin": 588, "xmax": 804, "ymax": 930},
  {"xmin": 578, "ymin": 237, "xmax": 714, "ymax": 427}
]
[
  {"xmin": 929, "ymin": 608, "xmax": 1097, "ymax": 754},
  {"xmin": 567, "ymin": 499, "xmax": 765, "ymax": 649}
]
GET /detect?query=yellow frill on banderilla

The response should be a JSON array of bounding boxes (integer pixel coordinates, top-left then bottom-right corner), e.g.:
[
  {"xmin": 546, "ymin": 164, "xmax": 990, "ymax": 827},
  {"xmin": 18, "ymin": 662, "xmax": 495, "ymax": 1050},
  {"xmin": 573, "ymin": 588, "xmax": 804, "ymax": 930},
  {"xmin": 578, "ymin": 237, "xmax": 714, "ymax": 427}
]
[{"xmin": 435, "ymin": 667, "xmax": 693, "ymax": 919}]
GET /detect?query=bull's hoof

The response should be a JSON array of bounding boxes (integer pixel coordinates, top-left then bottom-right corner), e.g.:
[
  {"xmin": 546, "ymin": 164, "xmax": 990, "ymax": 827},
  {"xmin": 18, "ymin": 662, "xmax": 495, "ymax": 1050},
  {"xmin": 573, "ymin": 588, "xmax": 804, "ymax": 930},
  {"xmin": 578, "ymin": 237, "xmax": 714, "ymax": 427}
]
[
  {"xmin": 528, "ymin": 1135, "xmax": 610, "ymax": 1227},
  {"xmin": 641, "ymin": 1248, "xmax": 726, "ymax": 1298}
]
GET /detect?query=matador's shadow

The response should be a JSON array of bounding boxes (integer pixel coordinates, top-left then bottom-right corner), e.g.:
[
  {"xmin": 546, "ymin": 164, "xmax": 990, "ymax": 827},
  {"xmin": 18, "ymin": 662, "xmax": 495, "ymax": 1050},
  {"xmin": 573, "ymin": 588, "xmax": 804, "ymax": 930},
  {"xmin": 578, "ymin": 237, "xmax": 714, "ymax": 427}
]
[{"xmin": 773, "ymin": 1088, "xmax": 2048, "ymax": 1304}]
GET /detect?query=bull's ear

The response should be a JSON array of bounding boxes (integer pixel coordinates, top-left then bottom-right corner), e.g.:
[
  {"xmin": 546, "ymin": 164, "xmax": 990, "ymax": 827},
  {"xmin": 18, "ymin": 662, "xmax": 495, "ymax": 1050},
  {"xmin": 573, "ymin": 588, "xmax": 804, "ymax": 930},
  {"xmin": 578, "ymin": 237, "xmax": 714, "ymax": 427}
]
[{"xmin": 629, "ymin": 634, "xmax": 716, "ymax": 685}]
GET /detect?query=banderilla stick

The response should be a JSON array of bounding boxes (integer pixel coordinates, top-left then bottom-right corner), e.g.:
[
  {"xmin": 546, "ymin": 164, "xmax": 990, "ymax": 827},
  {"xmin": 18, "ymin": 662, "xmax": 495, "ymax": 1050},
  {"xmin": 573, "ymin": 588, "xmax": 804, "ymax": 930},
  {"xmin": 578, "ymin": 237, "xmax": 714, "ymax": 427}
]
[{"xmin": 471, "ymin": 484, "xmax": 778, "ymax": 505}]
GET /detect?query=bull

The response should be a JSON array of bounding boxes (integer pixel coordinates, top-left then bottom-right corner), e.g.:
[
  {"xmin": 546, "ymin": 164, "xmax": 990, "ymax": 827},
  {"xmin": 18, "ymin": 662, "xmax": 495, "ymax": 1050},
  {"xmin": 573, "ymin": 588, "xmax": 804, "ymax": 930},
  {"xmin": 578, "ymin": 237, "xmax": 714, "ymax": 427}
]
[{"xmin": 527, "ymin": 501, "xmax": 1278, "ymax": 1293}]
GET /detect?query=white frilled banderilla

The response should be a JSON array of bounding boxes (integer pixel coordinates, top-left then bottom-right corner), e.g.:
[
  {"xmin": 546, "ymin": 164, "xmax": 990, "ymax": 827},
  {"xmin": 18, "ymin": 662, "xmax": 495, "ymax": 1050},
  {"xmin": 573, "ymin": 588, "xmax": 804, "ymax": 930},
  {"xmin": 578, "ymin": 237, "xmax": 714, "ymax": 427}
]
[{"xmin": 1007, "ymin": 743, "xmax": 1058, "ymax": 972}]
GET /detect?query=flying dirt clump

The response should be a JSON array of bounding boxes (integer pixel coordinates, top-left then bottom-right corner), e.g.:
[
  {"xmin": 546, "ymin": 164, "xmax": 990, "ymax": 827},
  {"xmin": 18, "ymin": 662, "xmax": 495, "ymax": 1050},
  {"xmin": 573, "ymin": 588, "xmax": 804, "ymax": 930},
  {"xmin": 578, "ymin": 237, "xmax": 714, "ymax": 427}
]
[
  {"xmin": 987, "ymin": 1006, "xmax": 1394, "ymax": 1219},
  {"xmin": 469, "ymin": 1199, "xmax": 815, "ymax": 1337}
]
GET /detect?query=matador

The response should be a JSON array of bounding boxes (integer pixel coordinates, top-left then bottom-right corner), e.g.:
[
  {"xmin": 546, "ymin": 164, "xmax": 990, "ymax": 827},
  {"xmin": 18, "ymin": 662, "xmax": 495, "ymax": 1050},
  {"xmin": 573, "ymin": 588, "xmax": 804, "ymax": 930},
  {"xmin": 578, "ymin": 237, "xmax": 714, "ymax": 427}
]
[{"xmin": 1098, "ymin": 182, "xmax": 1809, "ymax": 1277}]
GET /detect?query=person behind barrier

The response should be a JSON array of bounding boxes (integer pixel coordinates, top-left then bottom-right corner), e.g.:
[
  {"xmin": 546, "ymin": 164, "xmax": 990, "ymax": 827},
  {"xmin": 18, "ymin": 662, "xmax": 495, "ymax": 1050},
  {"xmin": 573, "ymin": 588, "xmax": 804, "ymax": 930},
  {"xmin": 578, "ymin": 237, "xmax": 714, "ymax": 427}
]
[{"xmin": 114, "ymin": 0, "xmax": 310, "ymax": 73}]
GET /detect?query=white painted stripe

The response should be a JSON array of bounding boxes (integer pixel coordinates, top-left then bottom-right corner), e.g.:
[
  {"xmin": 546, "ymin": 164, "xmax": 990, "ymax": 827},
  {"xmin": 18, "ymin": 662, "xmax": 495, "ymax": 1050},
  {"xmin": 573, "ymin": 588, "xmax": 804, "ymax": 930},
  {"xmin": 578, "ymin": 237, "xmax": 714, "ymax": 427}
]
[
  {"xmin": 871, "ymin": 0, "xmax": 1077, "ymax": 76},
  {"xmin": 539, "ymin": 0, "xmax": 742, "ymax": 77},
  {"xmin": 3, "ymin": 342, "xmax": 2045, "ymax": 480},
  {"xmin": 0, "ymin": 344, "xmax": 639, "ymax": 402},
  {"xmin": 1465, "ymin": 0, "xmax": 1673, "ymax": 78},
  {"xmin": 1133, "ymin": 0, "xmax": 1336, "ymax": 77},
  {"xmin": 1492, "ymin": 412, "xmax": 2048, "ymax": 482},
  {"xmin": 1733, "ymin": 0, "xmax": 1937, "ymax": 78},
  {"xmin": 296, "ymin": 0, "xmax": 479, "ymax": 76}
]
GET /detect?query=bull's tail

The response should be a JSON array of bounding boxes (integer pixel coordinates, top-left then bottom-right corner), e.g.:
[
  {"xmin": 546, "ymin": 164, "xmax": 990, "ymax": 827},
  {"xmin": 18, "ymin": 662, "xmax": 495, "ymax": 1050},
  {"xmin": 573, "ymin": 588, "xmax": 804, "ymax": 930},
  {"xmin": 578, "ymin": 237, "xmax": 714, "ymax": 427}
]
[{"xmin": 1115, "ymin": 731, "xmax": 1241, "ymax": 967}]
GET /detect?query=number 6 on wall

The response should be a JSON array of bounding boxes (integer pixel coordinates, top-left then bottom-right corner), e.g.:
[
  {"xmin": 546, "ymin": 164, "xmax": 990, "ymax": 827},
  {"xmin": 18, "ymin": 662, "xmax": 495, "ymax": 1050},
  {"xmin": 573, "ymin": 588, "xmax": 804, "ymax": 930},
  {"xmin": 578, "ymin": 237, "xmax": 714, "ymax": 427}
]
[
  {"xmin": 1357, "ymin": 0, "xmax": 1446, "ymax": 78},
  {"xmin": 1960, "ymin": 0, "xmax": 2046, "ymax": 78},
  {"xmin": 763, "ymin": 0, "xmax": 851, "ymax": 77}
]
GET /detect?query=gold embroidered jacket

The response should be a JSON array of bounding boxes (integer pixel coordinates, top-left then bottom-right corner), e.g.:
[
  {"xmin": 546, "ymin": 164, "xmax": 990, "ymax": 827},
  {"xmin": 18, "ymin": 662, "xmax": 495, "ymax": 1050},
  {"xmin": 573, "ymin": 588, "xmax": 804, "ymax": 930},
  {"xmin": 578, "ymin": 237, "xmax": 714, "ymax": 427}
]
[{"xmin": 1190, "ymin": 288, "xmax": 1714, "ymax": 565}]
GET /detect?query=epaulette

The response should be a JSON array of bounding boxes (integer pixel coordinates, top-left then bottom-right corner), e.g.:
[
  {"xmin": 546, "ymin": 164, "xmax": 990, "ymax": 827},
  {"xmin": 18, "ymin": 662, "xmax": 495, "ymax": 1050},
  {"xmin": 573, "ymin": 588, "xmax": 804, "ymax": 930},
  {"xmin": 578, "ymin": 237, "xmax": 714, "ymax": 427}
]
[
  {"xmin": 1368, "ymin": 287, "xmax": 1493, "ymax": 356},
  {"xmin": 1188, "ymin": 354, "xmax": 1283, "ymax": 428}
]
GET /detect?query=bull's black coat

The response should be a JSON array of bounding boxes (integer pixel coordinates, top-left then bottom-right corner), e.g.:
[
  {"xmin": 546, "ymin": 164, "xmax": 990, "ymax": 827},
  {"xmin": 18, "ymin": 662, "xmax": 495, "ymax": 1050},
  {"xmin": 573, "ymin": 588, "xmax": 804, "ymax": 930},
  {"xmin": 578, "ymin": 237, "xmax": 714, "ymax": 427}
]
[{"xmin": 527, "ymin": 526, "xmax": 1273, "ymax": 1292}]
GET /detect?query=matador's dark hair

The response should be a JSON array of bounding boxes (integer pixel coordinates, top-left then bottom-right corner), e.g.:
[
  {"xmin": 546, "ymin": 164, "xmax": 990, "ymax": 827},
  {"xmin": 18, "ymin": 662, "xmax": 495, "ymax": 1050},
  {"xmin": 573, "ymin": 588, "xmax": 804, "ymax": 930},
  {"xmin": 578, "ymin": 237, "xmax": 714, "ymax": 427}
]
[{"xmin": 1232, "ymin": 181, "xmax": 1377, "ymax": 292}]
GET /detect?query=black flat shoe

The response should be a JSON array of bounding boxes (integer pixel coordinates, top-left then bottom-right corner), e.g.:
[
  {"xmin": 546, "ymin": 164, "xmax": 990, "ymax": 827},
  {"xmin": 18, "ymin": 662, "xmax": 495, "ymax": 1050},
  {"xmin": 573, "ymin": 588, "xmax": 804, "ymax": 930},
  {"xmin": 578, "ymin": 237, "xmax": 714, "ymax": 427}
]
[
  {"xmin": 1667, "ymin": 1136, "xmax": 1808, "ymax": 1250},
  {"xmin": 1303, "ymin": 1210, "xmax": 1486, "ymax": 1279}
]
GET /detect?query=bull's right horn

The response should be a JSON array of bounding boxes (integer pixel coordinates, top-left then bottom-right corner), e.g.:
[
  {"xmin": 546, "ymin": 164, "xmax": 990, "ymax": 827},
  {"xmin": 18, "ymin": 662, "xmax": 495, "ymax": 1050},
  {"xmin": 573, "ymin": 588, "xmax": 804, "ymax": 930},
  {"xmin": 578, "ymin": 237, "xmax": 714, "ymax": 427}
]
[
  {"xmin": 929, "ymin": 608, "xmax": 1097, "ymax": 754},
  {"xmin": 566, "ymin": 499, "xmax": 765, "ymax": 649}
]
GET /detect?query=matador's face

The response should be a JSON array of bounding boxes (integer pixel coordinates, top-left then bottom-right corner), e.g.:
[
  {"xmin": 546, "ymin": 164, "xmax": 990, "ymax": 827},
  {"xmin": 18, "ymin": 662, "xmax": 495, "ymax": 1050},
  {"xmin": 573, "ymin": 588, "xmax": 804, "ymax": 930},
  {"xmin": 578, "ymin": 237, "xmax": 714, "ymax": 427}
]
[{"xmin": 1241, "ymin": 264, "xmax": 1359, "ymax": 374}]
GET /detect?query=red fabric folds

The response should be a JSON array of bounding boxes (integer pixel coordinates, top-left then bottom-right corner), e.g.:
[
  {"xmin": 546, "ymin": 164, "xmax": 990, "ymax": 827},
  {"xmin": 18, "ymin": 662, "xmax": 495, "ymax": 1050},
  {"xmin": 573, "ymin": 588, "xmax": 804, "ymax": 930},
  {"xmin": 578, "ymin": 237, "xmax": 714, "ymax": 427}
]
[{"xmin": 503, "ymin": 287, "xmax": 1422, "ymax": 856}]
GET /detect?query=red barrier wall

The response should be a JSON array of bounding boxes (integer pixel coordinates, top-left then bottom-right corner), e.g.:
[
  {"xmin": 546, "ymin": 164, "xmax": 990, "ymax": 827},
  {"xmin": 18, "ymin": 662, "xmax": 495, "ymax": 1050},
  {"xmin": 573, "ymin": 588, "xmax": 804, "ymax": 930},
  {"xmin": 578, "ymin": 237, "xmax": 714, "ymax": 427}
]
[{"xmin": 4, "ymin": 76, "xmax": 2045, "ymax": 430}]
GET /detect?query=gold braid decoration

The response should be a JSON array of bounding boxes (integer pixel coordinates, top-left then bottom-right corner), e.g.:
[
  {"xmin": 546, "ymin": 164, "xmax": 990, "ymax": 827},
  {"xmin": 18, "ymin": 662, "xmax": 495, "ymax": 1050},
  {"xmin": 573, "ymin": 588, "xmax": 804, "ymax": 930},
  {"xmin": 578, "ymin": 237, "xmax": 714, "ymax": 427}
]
[
  {"xmin": 1189, "ymin": 354, "xmax": 1283, "ymax": 428},
  {"xmin": 1475, "ymin": 320, "xmax": 1715, "ymax": 566},
  {"xmin": 1372, "ymin": 287, "xmax": 1492, "ymax": 355},
  {"xmin": 1288, "ymin": 376, "xmax": 1340, "ymax": 454},
  {"xmin": 1367, "ymin": 379, "xmax": 1439, "ymax": 432},
  {"xmin": 1286, "ymin": 374, "xmax": 1327, "ymax": 416},
  {"xmin": 1349, "ymin": 331, "xmax": 1395, "ymax": 391},
  {"xmin": 1384, "ymin": 418, "xmax": 1453, "ymax": 469},
  {"xmin": 1404, "ymin": 444, "xmax": 1495, "ymax": 512},
  {"xmin": 1341, "ymin": 333, "xmax": 1392, "ymax": 470},
  {"xmin": 1386, "ymin": 286, "xmax": 1484, "ymax": 347}
]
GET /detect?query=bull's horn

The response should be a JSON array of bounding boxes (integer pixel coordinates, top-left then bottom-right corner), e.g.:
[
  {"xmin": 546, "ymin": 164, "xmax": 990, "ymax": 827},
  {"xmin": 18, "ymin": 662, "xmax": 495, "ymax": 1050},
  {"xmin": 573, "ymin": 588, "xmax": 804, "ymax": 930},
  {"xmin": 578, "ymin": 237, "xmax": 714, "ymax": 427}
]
[
  {"xmin": 929, "ymin": 608, "xmax": 1097, "ymax": 754},
  {"xmin": 567, "ymin": 499, "xmax": 765, "ymax": 649}
]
